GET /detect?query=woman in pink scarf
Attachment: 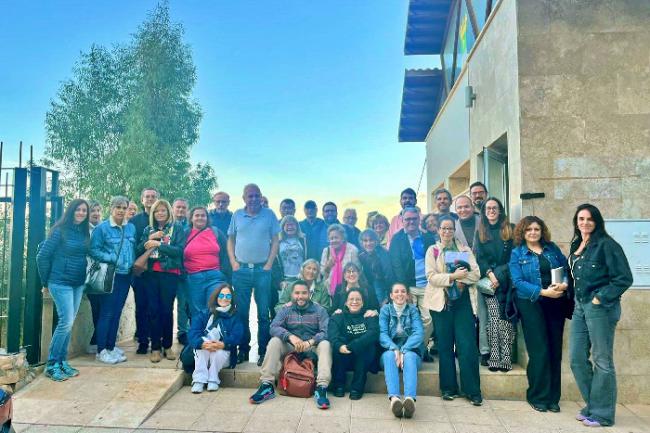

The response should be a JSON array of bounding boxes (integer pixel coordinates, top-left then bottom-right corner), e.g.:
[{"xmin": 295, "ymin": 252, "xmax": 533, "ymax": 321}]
[{"xmin": 321, "ymin": 224, "xmax": 361, "ymax": 296}]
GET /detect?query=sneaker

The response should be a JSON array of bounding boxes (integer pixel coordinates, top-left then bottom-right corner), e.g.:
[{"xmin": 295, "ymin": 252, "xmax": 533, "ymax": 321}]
[
  {"xmin": 249, "ymin": 382, "xmax": 275, "ymax": 404},
  {"xmin": 468, "ymin": 395, "xmax": 483, "ymax": 406},
  {"xmin": 333, "ymin": 386, "xmax": 345, "ymax": 398},
  {"xmin": 86, "ymin": 344, "xmax": 98, "ymax": 354},
  {"xmin": 150, "ymin": 350, "xmax": 162, "ymax": 363},
  {"xmin": 390, "ymin": 397, "xmax": 403, "ymax": 418},
  {"xmin": 403, "ymin": 397, "xmax": 416, "ymax": 418},
  {"xmin": 109, "ymin": 349, "xmax": 127, "ymax": 363},
  {"xmin": 207, "ymin": 382, "xmax": 219, "ymax": 392},
  {"xmin": 256, "ymin": 353, "xmax": 265, "ymax": 367},
  {"xmin": 60, "ymin": 361, "xmax": 79, "ymax": 377},
  {"xmin": 136, "ymin": 343, "xmax": 149, "ymax": 355},
  {"xmin": 113, "ymin": 346, "xmax": 125, "ymax": 356},
  {"xmin": 441, "ymin": 392, "xmax": 458, "ymax": 401},
  {"xmin": 349, "ymin": 391, "xmax": 363, "ymax": 400},
  {"xmin": 314, "ymin": 385, "xmax": 330, "ymax": 409},
  {"xmin": 576, "ymin": 413, "xmax": 589, "ymax": 422},
  {"xmin": 96, "ymin": 349, "xmax": 118, "ymax": 364},
  {"xmin": 45, "ymin": 363, "xmax": 68, "ymax": 381},
  {"xmin": 191, "ymin": 382, "xmax": 204, "ymax": 394},
  {"xmin": 582, "ymin": 417, "xmax": 602, "ymax": 427}
]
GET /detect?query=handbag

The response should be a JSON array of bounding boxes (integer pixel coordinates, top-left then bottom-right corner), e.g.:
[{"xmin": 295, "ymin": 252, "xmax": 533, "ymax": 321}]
[
  {"xmin": 477, "ymin": 277, "xmax": 495, "ymax": 296},
  {"xmin": 278, "ymin": 352, "xmax": 316, "ymax": 398},
  {"xmin": 85, "ymin": 227, "xmax": 125, "ymax": 294}
]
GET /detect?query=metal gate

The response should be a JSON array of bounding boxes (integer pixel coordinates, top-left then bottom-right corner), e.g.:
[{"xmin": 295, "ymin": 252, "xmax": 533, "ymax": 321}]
[{"xmin": 0, "ymin": 142, "xmax": 61, "ymax": 364}]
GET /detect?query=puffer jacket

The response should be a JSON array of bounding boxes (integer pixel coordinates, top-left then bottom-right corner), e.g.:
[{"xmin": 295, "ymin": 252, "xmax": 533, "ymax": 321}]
[
  {"xmin": 37, "ymin": 225, "xmax": 89, "ymax": 287},
  {"xmin": 379, "ymin": 302, "xmax": 424, "ymax": 357},
  {"xmin": 90, "ymin": 219, "xmax": 137, "ymax": 275},
  {"xmin": 188, "ymin": 308, "xmax": 244, "ymax": 369}
]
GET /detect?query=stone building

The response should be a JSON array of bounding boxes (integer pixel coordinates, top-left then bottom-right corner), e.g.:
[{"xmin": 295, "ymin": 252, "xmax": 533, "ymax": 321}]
[{"xmin": 398, "ymin": 0, "xmax": 650, "ymax": 403}]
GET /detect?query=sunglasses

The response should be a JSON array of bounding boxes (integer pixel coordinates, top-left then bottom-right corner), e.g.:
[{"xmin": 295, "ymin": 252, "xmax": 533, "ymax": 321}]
[{"xmin": 217, "ymin": 293, "xmax": 232, "ymax": 300}]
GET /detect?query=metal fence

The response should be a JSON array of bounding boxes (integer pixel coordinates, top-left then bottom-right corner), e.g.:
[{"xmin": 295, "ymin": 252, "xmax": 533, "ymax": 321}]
[{"xmin": 0, "ymin": 141, "xmax": 61, "ymax": 364}]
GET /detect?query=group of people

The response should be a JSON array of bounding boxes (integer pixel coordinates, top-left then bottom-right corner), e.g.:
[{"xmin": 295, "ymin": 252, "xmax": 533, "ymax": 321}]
[{"xmin": 36, "ymin": 182, "xmax": 632, "ymax": 427}]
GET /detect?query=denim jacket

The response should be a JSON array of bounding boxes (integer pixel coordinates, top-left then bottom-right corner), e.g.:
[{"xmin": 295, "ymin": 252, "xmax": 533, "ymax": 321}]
[
  {"xmin": 379, "ymin": 303, "xmax": 424, "ymax": 356},
  {"xmin": 90, "ymin": 218, "xmax": 136, "ymax": 275},
  {"xmin": 509, "ymin": 242, "xmax": 568, "ymax": 302}
]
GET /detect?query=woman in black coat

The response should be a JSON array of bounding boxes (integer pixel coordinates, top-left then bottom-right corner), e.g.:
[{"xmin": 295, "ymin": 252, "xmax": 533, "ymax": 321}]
[
  {"xmin": 328, "ymin": 288, "xmax": 379, "ymax": 400},
  {"xmin": 358, "ymin": 229, "xmax": 394, "ymax": 306},
  {"xmin": 473, "ymin": 197, "xmax": 515, "ymax": 372}
]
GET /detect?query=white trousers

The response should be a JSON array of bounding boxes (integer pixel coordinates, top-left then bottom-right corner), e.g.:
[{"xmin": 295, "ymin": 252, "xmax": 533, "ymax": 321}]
[{"xmin": 192, "ymin": 349, "xmax": 230, "ymax": 384}]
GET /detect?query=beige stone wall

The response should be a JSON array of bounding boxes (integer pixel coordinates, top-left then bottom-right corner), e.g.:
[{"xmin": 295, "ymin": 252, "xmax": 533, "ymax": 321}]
[{"xmin": 515, "ymin": 0, "xmax": 650, "ymax": 404}]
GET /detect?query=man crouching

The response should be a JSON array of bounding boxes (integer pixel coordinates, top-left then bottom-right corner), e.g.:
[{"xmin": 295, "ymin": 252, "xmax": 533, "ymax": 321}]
[{"xmin": 249, "ymin": 279, "xmax": 332, "ymax": 409}]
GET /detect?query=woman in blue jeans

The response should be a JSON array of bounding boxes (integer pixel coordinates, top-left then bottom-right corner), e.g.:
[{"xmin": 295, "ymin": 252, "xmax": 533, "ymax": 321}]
[
  {"xmin": 36, "ymin": 199, "xmax": 90, "ymax": 381},
  {"xmin": 183, "ymin": 207, "xmax": 231, "ymax": 318},
  {"xmin": 379, "ymin": 283, "xmax": 423, "ymax": 419},
  {"xmin": 90, "ymin": 196, "xmax": 136, "ymax": 365},
  {"xmin": 509, "ymin": 216, "xmax": 573, "ymax": 413},
  {"xmin": 568, "ymin": 204, "xmax": 632, "ymax": 427}
]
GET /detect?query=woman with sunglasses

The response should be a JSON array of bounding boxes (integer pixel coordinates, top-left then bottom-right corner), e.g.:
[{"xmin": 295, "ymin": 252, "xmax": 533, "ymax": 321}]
[{"xmin": 187, "ymin": 283, "xmax": 244, "ymax": 393}]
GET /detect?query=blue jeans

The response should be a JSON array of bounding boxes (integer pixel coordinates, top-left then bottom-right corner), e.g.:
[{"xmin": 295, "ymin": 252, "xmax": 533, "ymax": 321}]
[
  {"xmin": 186, "ymin": 269, "xmax": 227, "ymax": 318},
  {"xmin": 232, "ymin": 267, "xmax": 272, "ymax": 355},
  {"xmin": 176, "ymin": 276, "xmax": 190, "ymax": 336},
  {"xmin": 570, "ymin": 301, "xmax": 620, "ymax": 426},
  {"xmin": 47, "ymin": 283, "xmax": 84, "ymax": 363},
  {"xmin": 381, "ymin": 350, "xmax": 421, "ymax": 399},
  {"xmin": 96, "ymin": 273, "xmax": 132, "ymax": 352}
]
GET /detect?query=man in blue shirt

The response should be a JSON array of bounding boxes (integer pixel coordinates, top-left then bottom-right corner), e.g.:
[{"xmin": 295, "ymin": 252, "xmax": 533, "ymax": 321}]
[
  {"xmin": 227, "ymin": 184, "xmax": 281, "ymax": 365},
  {"xmin": 299, "ymin": 200, "xmax": 328, "ymax": 261}
]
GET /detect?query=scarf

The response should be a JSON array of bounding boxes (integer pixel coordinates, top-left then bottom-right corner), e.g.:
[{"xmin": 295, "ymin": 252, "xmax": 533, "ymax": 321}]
[
  {"xmin": 216, "ymin": 305, "xmax": 231, "ymax": 313},
  {"xmin": 328, "ymin": 243, "xmax": 347, "ymax": 296}
]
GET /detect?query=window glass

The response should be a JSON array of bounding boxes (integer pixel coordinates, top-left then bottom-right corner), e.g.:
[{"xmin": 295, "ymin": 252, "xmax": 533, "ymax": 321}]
[
  {"xmin": 455, "ymin": 0, "xmax": 476, "ymax": 79},
  {"xmin": 442, "ymin": 0, "xmax": 459, "ymax": 89},
  {"xmin": 471, "ymin": 0, "xmax": 489, "ymax": 31}
]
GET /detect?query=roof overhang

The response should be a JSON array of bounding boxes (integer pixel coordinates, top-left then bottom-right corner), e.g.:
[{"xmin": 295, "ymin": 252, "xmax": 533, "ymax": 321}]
[
  {"xmin": 404, "ymin": 0, "xmax": 454, "ymax": 55},
  {"xmin": 398, "ymin": 68, "xmax": 443, "ymax": 143}
]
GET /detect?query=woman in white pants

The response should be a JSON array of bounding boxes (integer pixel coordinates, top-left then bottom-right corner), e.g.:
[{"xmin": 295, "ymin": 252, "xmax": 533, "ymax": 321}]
[{"xmin": 187, "ymin": 283, "xmax": 244, "ymax": 393}]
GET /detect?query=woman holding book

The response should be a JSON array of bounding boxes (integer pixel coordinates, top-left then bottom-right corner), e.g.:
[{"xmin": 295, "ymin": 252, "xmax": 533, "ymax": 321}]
[
  {"xmin": 509, "ymin": 216, "xmax": 573, "ymax": 413},
  {"xmin": 424, "ymin": 215, "xmax": 483, "ymax": 406}
]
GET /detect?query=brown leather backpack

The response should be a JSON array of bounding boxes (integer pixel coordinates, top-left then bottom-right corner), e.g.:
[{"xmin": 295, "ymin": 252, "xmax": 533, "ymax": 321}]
[{"xmin": 278, "ymin": 352, "xmax": 316, "ymax": 398}]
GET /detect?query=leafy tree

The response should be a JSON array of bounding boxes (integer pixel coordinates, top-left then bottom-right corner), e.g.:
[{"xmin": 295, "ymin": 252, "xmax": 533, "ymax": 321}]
[{"xmin": 44, "ymin": 2, "xmax": 216, "ymax": 207}]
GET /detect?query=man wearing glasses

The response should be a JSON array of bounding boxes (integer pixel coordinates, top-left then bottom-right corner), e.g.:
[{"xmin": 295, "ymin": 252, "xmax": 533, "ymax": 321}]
[
  {"xmin": 209, "ymin": 191, "xmax": 233, "ymax": 235},
  {"xmin": 388, "ymin": 207, "xmax": 436, "ymax": 361}
]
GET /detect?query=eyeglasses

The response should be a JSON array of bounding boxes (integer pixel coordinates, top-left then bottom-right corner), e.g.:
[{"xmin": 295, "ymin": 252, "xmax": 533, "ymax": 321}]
[
  {"xmin": 217, "ymin": 293, "xmax": 232, "ymax": 300},
  {"xmin": 485, "ymin": 206, "xmax": 499, "ymax": 212},
  {"xmin": 345, "ymin": 269, "xmax": 359, "ymax": 274},
  {"xmin": 440, "ymin": 227, "xmax": 455, "ymax": 232},
  {"xmin": 215, "ymin": 200, "xmax": 229, "ymax": 204},
  {"xmin": 403, "ymin": 217, "xmax": 419, "ymax": 223}
]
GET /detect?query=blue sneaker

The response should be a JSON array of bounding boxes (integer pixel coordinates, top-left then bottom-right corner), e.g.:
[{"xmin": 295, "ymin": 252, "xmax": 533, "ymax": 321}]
[
  {"xmin": 314, "ymin": 386, "xmax": 330, "ymax": 409},
  {"xmin": 45, "ymin": 363, "xmax": 68, "ymax": 382},
  {"xmin": 60, "ymin": 361, "xmax": 79, "ymax": 377},
  {"xmin": 249, "ymin": 382, "xmax": 275, "ymax": 404}
]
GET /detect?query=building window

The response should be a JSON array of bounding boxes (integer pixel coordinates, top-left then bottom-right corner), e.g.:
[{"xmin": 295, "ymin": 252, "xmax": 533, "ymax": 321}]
[
  {"xmin": 456, "ymin": 0, "xmax": 477, "ymax": 79},
  {"xmin": 441, "ymin": 0, "xmax": 460, "ymax": 92}
]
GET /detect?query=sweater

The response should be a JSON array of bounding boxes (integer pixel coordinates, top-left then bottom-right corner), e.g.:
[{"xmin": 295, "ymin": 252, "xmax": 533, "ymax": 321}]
[
  {"xmin": 327, "ymin": 310, "xmax": 379, "ymax": 353},
  {"xmin": 270, "ymin": 301, "xmax": 329, "ymax": 344}
]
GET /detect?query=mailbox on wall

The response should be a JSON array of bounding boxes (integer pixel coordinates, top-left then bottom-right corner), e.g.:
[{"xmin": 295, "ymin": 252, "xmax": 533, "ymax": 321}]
[{"xmin": 606, "ymin": 220, "xmax": 650, "ymax": 288}]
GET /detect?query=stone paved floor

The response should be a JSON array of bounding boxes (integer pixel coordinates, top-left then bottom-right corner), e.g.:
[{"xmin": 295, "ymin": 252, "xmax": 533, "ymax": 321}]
[{"xmin": 12, "ymin": 387, "xmax": 650, "ymax": 433}]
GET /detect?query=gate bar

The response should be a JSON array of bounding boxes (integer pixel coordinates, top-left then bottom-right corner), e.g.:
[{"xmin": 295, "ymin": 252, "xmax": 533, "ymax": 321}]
[{"xmin": 7, "ymin": 168, "xmax": 27, "ymax": 353}]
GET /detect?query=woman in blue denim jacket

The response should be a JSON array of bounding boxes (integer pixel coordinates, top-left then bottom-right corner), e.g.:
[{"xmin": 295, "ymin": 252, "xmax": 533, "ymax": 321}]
[
  {"xmin": 509, "ymin": 216, "xmax": 573, "ymax": 414},
  {"xmin": 379, "ymin": 283, "xmax": 424, "ymax": 419},
  {"xmin": 90, "ymin": 196, "xmax": 136, "ymax": 365}
]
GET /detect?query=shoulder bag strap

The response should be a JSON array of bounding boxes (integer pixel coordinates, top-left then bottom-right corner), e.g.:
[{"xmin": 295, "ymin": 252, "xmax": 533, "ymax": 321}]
[{"xmin": 185, "ymin": 227, "xmax": 207, "ymax": 247}]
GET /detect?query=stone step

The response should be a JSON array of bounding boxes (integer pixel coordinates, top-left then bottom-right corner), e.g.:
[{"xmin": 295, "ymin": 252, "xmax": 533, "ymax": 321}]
[
  {"xmin": 185, "ymin": 361, "xmax": 584, "ymax": 401},
  {"xmin": 12, "ymin": 365, "xmax": 184, "ymax": 429}
]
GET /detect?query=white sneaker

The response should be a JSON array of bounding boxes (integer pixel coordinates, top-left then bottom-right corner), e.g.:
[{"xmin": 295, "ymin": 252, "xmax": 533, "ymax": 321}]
[
  {"xmin": 109, "ymin": 349, "xmax": 127, "ymax": 363},
  {"xmin": 207, "ymin": 382, "xmax": 219, "ymax": 392},
  {"xmin": 86, "ymin": 344, "xmax": 98, "ymax": 354},
  {"xmin": 113, "ymin": 346, "xmax": 125, "ymax": 356},
  {"xmin": 191, "ymin": 382, "xmax": 204, "ymax": 394},
  {"xmin": 96, "ymin": 349, "xmax": 118, "ymax": 364}
]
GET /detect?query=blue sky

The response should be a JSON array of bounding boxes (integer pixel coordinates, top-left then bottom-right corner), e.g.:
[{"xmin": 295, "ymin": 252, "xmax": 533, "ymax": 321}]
[{"xmin": 0, "ymin": 0, "xmax": 436, "ymax": 218}]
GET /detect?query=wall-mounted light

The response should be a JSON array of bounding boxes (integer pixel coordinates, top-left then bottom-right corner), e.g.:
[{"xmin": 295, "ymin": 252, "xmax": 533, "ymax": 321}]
[{"xmin": 465, "ymin": 85, "xmax": 476, "ymax": 108}]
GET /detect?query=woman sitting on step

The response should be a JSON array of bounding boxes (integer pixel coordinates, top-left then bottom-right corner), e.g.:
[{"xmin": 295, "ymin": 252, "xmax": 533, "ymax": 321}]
[{"xmin": 187, "ymin": 283, "xmax": 244, "ymax": 393}]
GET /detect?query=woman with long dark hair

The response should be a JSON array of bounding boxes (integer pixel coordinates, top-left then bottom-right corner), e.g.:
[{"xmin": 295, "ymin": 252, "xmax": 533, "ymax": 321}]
[
  {"xmin": 188, "ymin": 283, "xmax": 244, "ymax": 393},
  {"xmin": 37, "ymin": 199, "xmax": 90, "ymax": 381},
  {"xmin": 330, "ymin": 262, "xmax": 378, "ymax": 314},
  {"xmin": 474, "ymin": 197, "xmax": 515, "ymax": 372},
  {"xmin": 568, "ymin": 204, "xmax": 632, "ymax": 427},
  {"xmin": 358, "ymin": 229, "xmax": 394, "ymax": 306},
  {"xmin": 138, "ymin": 199, "xmax": 184, "ymax": 363},
  {"xmin": 509, "ymin": 216, "xmax": 572, "ymax": 413}
]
